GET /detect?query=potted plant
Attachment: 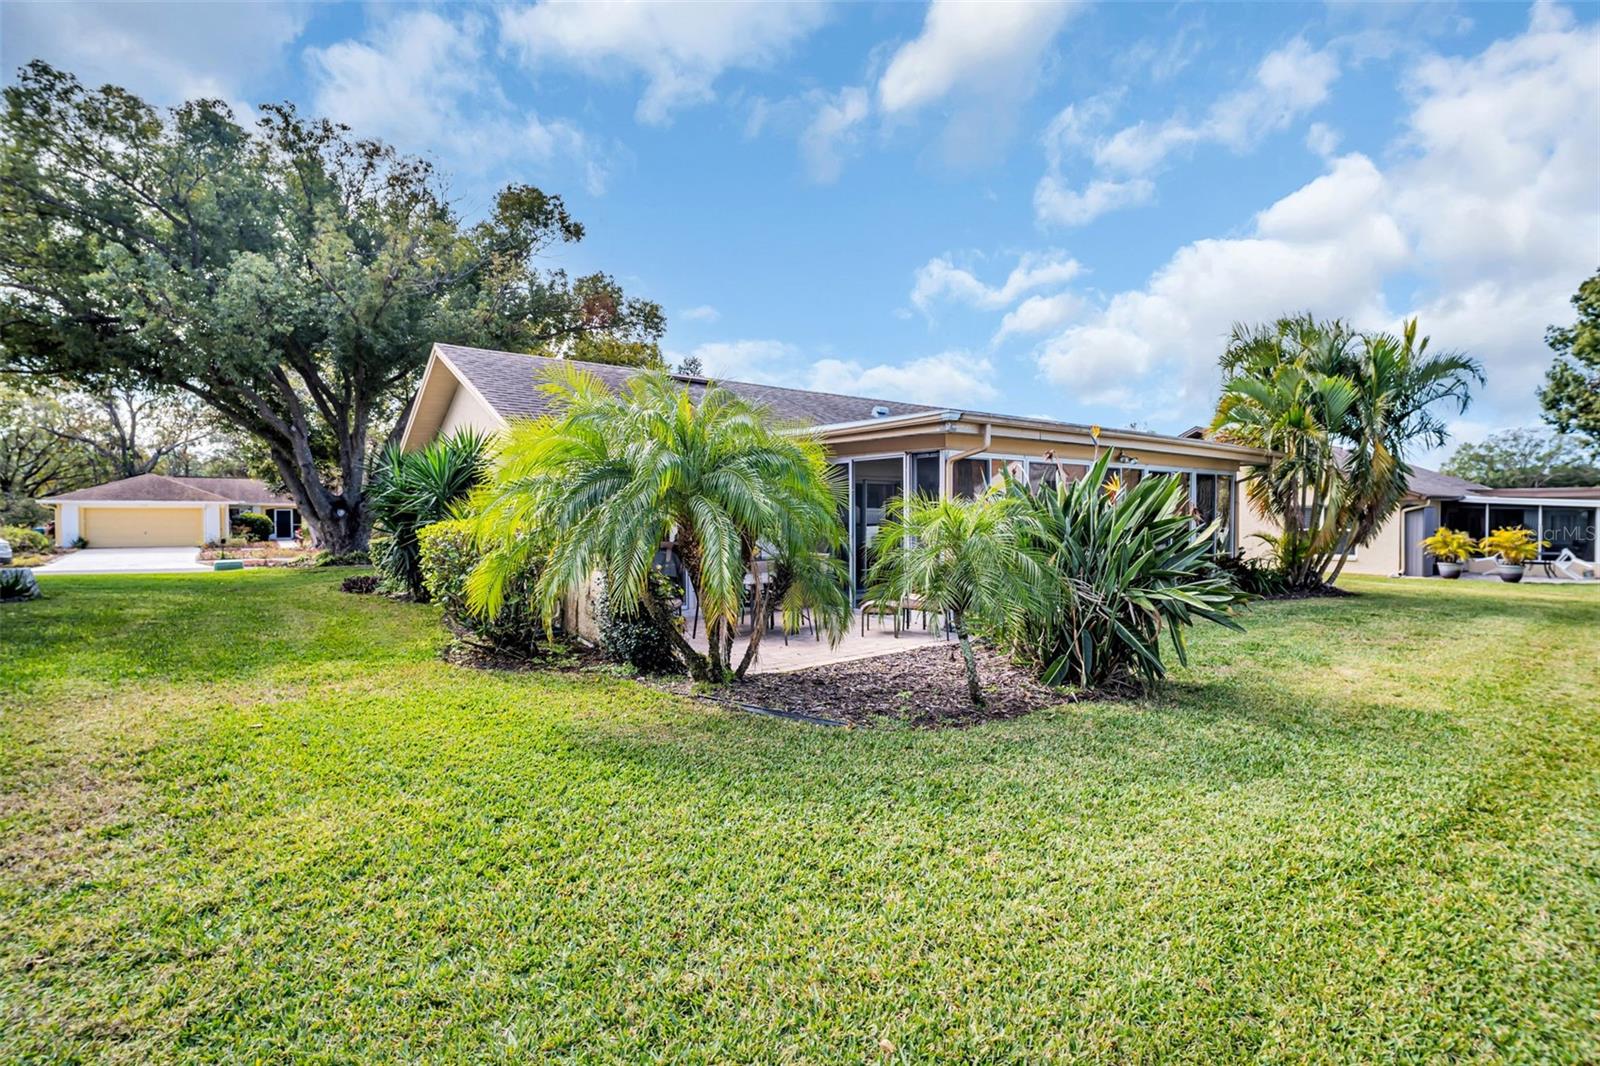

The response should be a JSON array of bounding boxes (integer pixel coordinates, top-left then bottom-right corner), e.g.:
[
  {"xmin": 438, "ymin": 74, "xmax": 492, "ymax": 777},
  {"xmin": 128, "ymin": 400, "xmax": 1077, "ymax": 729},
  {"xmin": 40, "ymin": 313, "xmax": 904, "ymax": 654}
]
[
  {"xmin": 1419, "ymin": 527, "xmax": 1476, "ymax": 578},
  {"xmin": 1476, "ymin": 526, "xmax": 1547, "ymax": 583}
]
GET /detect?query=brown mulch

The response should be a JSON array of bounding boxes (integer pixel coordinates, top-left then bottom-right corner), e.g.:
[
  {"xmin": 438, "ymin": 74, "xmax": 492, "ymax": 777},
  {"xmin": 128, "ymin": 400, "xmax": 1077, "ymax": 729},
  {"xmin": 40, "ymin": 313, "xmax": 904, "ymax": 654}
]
[
  {"xmin": 654, "ymin": 644, "xmax": 1082, "ymax": 728},
  {"xmin": 1258, "ymin": 583, "xmax": 1355, "ymax": 601}
]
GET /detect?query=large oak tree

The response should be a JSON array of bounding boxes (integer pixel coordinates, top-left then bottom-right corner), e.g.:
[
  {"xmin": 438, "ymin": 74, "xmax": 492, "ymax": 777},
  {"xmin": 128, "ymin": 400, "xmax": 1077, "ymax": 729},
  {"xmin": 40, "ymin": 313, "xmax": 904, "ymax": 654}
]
[{"xmin": 0, "ymin": 62, "xmax": 663, "ymax": 552}]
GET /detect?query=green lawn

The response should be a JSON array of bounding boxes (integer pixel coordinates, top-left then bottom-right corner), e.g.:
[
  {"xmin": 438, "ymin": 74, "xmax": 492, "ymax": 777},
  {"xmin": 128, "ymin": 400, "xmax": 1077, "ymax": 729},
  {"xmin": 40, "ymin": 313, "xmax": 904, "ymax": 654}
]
[{"xmin": 2, "ymin": 571, "xmax": 1597, "ymax": 1063}]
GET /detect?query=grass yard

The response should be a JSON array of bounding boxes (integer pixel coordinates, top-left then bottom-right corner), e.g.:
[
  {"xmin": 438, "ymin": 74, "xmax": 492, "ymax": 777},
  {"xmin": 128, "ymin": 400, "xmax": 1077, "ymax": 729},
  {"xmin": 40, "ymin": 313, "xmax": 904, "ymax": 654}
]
[{"xmin": 2, "ymin": 571, "xmax": 1598, "ymax": 1063}]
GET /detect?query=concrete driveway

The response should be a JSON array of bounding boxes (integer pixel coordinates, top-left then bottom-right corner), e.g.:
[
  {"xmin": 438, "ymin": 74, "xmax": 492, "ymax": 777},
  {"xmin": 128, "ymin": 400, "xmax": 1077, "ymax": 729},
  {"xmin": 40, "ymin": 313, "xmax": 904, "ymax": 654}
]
[{"xmin": 35, "ymin": 546, "xmax": 211, "ymax": 574}]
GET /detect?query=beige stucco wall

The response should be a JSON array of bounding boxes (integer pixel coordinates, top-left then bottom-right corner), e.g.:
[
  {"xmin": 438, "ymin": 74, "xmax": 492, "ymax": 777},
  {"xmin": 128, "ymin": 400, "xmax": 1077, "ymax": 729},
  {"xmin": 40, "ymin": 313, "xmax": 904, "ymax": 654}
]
[{"xmin": 437, "ymin": 384, "xmax": 499, "ymax": 441}]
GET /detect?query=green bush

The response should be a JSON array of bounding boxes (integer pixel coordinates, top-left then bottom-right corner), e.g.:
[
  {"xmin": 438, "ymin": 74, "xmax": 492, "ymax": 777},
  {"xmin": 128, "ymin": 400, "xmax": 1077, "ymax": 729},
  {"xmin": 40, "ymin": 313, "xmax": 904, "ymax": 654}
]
[
  {"xmin": 231, "ymin": 511, "xmax": 273, "ymax": 542},
  {"xmin": 417, "ymin": 520, "xmax": 544, "ymax": 654},
  {"xmin": 596, "ymin": 570, "xmax": 682, "ymax": 675},
  {"xmin": 368, "ymin": 429, "xmax": 487, "ymax": 601},
  {"xmin": 1003, "ymin": 453, "xmax": 1251, "ymax": 689},
  {"xmin": 1208, "ymin": 551, "xmax": 1289, "ymax": 597},
  {"xmin": 308, "ymin": 549, "xmax": 370, "ymax": 567},
  {"xmin": 1, "ymin": 525, "xmax": 51, "ymax": 554}
]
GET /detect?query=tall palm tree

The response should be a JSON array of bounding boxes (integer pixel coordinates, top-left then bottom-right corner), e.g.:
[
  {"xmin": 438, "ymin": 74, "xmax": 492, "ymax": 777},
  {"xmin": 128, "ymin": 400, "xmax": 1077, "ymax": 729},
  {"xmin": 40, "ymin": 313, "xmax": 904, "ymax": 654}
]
[
  {"xmin": 1212, "ymin": 315, "xmax": 1481, "ymax": 586},
  {"xmin": 1327, "ymin": 319, "xmax": 1483, "ymax": 581},
  {"xmin": 464, "ymin": 365, "xmax": 851, "ymax": 682},
  {"xmin": 368, "ymin": 428, "xmax": 488, "ymax": 600},
  {"xmin": 865, "ymin": 492, "xmax": 1044, "ymax": 708}
]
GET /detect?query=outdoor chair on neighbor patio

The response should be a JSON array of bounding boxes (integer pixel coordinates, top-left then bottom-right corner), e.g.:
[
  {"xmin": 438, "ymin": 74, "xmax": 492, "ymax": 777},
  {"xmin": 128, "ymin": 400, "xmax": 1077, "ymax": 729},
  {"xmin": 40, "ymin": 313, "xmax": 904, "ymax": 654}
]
[{"xmin": 1550, "ymin": 548, "xmax": 1598, "ymax": 581}]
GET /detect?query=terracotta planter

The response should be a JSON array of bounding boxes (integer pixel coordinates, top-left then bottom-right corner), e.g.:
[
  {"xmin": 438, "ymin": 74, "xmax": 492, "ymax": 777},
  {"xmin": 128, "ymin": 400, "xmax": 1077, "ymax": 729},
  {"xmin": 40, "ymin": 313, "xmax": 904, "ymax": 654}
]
[
  {"xmin": 1495, "ymin": 563, "xmax": 1525, "ymax": 583},
  {"xmin": 1436, "ymin": 561, "xmax": 1463, "ymax": 579}
]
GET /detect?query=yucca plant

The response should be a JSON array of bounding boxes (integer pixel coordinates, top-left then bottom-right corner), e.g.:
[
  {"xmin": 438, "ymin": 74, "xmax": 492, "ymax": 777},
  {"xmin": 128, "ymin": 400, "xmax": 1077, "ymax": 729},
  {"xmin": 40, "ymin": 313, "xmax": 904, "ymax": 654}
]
[
  {"xmin": 368, "ymin": 428, "xmax": 489, "ymax": 600},
  {"xmin": 1003, "ymin": 452, "xmax": 1250, "ymax": 689}
]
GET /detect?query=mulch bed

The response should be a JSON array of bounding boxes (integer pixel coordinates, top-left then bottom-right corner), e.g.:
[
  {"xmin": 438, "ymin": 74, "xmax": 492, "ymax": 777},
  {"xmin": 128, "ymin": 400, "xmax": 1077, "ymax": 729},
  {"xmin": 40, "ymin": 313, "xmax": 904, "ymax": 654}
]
[
  {"xmin": 1257, "ymin": 583, "xmax": 1355, "ymax": 601},
  {"xmin": 653, "ymin": 644, "xmax": 1082, "ymax": 728}
]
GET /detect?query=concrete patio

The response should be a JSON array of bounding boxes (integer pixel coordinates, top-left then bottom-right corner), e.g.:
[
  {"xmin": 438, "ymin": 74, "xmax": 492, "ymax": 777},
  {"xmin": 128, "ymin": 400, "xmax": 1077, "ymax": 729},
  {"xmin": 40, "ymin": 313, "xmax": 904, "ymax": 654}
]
[{"xmin": 686, "ymin": 607, "xmax": 953, "ymax": 673}]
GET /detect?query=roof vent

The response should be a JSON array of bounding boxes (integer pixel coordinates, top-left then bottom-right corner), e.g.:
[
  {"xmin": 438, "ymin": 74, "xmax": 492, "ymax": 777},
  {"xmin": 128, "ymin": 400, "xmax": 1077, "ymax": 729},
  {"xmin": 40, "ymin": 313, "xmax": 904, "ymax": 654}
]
[{"xmin": 870, "ymin": 405, "xmax": 892, "ymax": 418}]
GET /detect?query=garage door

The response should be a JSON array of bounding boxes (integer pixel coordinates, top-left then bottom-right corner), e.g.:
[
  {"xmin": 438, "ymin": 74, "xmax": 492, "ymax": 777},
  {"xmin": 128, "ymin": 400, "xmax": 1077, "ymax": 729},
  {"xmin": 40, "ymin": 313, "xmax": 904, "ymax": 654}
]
[{"xmin": 81, "ymin": 507, "xmax": 204, "ymax": 547}]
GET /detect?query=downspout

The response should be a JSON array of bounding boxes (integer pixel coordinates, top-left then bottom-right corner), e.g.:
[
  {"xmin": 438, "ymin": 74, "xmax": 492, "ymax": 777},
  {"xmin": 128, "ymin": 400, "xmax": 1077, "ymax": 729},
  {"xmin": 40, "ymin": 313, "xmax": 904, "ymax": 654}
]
[{"xmin": 944, "ymin": 421, "xmax": 992, "ymax": 498}]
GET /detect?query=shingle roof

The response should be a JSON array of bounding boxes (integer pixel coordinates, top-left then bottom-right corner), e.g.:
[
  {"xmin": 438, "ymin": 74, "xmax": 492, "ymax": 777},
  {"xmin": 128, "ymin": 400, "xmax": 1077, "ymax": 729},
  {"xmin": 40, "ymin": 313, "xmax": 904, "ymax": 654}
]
[
  {"xmin": 436, "ymin": 344, "xmax": 935, "ymax": 427},
  {"xmin": 1405, "ymin": 464, "xmax": 1489, "ymax": 498},
  {"xmin": 45, "ymin": 473, "xmax": 292, "ymax": 505}
]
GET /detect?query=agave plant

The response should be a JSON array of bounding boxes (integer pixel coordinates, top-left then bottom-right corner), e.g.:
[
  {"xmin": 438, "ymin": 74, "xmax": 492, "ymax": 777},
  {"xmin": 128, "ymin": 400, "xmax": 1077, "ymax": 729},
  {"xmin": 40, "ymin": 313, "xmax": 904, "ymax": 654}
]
[
  {"xmin": 368, "ymin": 428, "xmax": 489, "ymax": 601},
  {"xmin": 1003, "ymin": 452, "xmax": 1250, "ymax": 689}
]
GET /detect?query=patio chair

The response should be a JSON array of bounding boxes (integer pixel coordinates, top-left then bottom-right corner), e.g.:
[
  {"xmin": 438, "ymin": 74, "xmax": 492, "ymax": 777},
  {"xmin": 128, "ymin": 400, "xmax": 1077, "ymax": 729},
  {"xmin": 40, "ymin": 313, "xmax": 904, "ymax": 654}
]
[
  {"xmin": 1550, "ymin": 548, "xmax": 1597, "ymax": 581},
  {"xmin": 859, "ymin": 595, "xmax": 901, "ymax": 636}
]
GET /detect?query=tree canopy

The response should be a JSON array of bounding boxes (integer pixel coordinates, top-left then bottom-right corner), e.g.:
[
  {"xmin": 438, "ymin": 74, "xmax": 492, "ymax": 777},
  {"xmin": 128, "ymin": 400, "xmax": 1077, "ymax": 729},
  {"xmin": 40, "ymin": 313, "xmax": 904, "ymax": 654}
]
[
  {"xmin": 1441, "ymin": 427, "xmax": 1600, "ymax": 488},
  {"xmin": 0, "ymin": 61, "xmax": 663, "ymax": 551},
  {"xmin": 1540, "ymin": 269, "xmax": 1600, "ymax": 453}
]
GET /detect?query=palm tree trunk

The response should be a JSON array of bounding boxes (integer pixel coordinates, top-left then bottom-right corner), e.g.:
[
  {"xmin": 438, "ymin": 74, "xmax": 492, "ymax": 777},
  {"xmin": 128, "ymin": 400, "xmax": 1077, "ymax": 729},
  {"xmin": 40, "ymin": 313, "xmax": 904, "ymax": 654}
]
[
  {"xmin": 734, "ymin": 569, "xmax": 766, "ymax": 679},
  {"xmin": 954, "ymin": 615, "xmax": 985, "ymax": 709}
]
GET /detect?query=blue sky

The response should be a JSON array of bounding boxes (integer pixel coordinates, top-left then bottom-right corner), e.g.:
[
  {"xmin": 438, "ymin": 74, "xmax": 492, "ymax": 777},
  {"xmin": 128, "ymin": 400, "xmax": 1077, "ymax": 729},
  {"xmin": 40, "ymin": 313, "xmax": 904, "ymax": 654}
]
[{"xmin": 5, "ymin": 1, "xmax": 1597, "ymax": 459}]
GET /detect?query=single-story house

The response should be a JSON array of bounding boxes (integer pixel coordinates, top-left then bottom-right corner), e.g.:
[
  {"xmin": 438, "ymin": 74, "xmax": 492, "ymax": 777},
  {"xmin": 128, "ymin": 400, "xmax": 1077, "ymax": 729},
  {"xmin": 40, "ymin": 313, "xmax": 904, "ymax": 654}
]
[
  {"xmin": 40, "ymin": 474, "xmax": 300, "ymax": 548},
  {"xmin": 400, "ymin": 344, "xmax": 1277, "ymax": 598}
]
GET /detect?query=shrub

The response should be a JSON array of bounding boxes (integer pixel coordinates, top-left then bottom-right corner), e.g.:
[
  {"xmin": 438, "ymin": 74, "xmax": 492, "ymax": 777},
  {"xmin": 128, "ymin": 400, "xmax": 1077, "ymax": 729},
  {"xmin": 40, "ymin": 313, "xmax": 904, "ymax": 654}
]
[
  {"xmin": 0, "ymin": 568, "xmax": 41, "ymax": 602},
  {"xmin": 231, "ymin": 511, "xmax": 273, "ymax": 542},
  {"xmin": 368, "ymin": 429, "xmax": 487, "ymax": 601},
  {"xmin": 1003, "ymin": 452, "xmax": 1250, "ymax": 690},
  {"xmin": 1420, "ymin": 527, "xmax": 1476, "ymax": 564},
  {"xmin": 341, "ymin": 574, "xmax": 379, "ymax": 594},
  {"xmin": 1208, "ymin": 551, "xmax": 1289, "ymax": 597},
  {"xmin": 596, "ymin": 569, "xmax": 682, "ymax": 675},
  {"xmin": 1477, "ymin": 526, "xmax": 1546, "ymax": 565},
  {"xmin": 310, "ymin": 549, "xmax": 370, "ymax": 567},
  {"xmin": 418, "ymin": 520, "xmax": 543, "ymax": 654},
  {"xmin": 1, "ymin": 525, "xmax": 51, "ymax": 555}
]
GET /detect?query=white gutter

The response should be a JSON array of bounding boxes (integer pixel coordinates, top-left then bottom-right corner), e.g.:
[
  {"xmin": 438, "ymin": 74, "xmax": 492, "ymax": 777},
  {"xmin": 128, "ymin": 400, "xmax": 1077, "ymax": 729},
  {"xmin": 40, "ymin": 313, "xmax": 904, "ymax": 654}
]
[{"xmin": 945, "ymin": 421, "xmax": 993, "ymax": 489}]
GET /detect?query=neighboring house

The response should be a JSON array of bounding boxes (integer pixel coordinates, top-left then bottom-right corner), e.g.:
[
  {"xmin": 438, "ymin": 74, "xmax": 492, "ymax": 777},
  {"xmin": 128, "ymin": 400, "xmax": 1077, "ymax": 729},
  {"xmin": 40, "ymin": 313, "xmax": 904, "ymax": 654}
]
[
  {"xmin": 400, "ymin": 344, "xmax": 1276, "ymax": 597},
  {"xmin": 1179, "ymin": 427, "xmax": 1600, "ymax": 577},
  {"xmin": 40, "ymin": 474, "xmax": 299, "ymax": 548}
]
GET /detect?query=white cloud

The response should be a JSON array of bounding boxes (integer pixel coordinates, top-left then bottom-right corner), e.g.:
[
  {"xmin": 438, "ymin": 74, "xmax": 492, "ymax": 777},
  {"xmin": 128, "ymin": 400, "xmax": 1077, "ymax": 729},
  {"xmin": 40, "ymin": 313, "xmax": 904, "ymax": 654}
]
[
  {"xmin": 308, "ymin": 11, "xmax": 606, "ymax": 192},
  {"xmin": 499, "ymin": 0, "xmax": 829, "ymax": 125},
  {"xmin": 666, "ymin": 339, "xmax": 800, "ymax": 384},
  {"xmin": 1033, "ymin": 175, "xmax": 1155, "ymax": 226},
  {"xmin": 877, "ymin": 0, "xmax": 1080, "ymax": 114},
  {"xmin": 1031, "ymin": 5, "xmax": 1599, "ymax": 430},
  {"xmin": 1035, "ymin": 37, "xmax": 1340, "ymax": 226},
  {"xmin": 810, "ymin": 352, "xmax": 999, "ymax": 407},
  {"xmin": 666, "ymin": 339, "xmax": 998, "ymax": 408},
  {"xmin": 911, "ymin": 251, "xmax": 1083, "ymax": 312},
  {"xmin": 800, "ymin": 86, "xmax": 870, "ymax": 183},
  {"xmin": 995, "ymin": 292, "xmax": 1083, "ymax": 341},
  {"xmin": 680, "ymin": 305, "xmax": 721, "ymax": 324},
  {"xmin": 0, "ymin": 0, "xmax": 308, "ymax": 112},
  {"xmin": 1305, "ymin": 122, "xmax": 1342, "ymax": 159}
]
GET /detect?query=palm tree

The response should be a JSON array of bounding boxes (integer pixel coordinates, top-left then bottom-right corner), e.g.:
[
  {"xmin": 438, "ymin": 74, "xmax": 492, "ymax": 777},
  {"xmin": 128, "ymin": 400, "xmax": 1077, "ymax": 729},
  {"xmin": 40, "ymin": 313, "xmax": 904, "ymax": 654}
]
[
  {"xmin": 368, "ymin": 428, "xmax": 488, "ymax": 600},
  {"xmin": 1212, "ymin": 315, "xmax": 1481, "ymax": 586},
  {"xmin": 865, "ymin": 492, "xmax": 1044, "ymax": 709},
  {"xmin": 464, "ymin": 365, "xmax": 851, "ymax": 682},
  {"xmin": 1212, "ymin": 355, "xmax": 1356, "ymax": 587},
  {"xmin": 1327, "ymin": 319, "xmax": 1483, "ymax": 582}
]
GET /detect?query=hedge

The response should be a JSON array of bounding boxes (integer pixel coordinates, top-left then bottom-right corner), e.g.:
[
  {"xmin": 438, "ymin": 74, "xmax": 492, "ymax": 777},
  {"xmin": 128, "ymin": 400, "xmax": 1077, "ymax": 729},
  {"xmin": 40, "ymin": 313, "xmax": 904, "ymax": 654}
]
[{"xmin": 417, "ymin": 520, "xmax": 544, "ymax": 654}]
